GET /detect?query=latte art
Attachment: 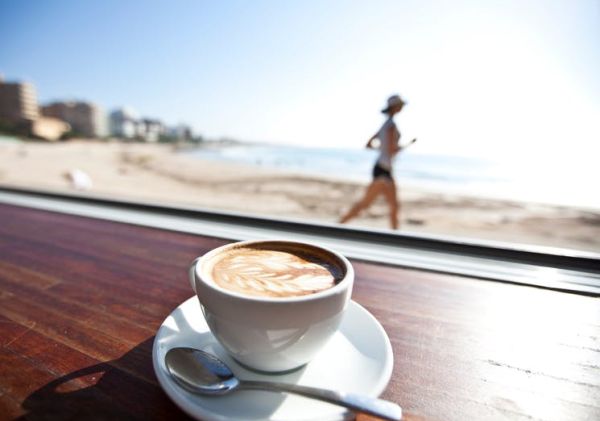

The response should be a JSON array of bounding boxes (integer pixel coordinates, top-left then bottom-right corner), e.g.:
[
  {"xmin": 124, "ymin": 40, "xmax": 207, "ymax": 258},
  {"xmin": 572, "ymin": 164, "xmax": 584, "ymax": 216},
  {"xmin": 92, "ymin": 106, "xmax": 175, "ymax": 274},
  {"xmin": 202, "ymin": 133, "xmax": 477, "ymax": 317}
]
[{"xmin": 210, "ymin": 245, "xmax": 344, "ymax": 298}]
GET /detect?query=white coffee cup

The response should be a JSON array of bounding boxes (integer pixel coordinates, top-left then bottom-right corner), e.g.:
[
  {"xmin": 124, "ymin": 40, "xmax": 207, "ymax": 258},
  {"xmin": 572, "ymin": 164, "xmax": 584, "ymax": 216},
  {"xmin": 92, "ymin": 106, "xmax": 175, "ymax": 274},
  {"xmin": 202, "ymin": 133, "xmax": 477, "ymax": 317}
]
[{"xmin": 189, "ymin": 239, "xmax": 354, "ymax": 372}]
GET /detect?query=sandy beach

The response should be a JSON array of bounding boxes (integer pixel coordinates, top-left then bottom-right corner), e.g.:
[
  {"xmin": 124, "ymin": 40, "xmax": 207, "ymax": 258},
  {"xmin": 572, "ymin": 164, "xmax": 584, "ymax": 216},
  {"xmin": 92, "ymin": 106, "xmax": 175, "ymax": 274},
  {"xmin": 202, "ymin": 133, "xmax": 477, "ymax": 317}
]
[{"xmin": 1, "ymin": 139, "xmax": 599, "ymax": 253}]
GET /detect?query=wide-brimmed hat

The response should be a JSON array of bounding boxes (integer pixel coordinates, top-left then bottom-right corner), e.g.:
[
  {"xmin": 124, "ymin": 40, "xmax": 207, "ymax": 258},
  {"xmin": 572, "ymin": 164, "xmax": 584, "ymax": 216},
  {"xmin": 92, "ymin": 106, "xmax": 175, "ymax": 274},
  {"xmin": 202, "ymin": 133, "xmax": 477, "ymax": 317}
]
[{"xmin": 381, "ymin": 94, "xmax": 406, "ymax": 113}]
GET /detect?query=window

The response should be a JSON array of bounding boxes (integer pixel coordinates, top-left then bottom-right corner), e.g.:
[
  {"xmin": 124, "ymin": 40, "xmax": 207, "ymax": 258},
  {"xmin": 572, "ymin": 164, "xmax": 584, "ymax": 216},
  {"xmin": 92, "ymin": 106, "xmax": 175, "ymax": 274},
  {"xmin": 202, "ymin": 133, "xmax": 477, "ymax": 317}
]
[{"xmin": 1, "ymin": 1, "xmax": 598, "ymax": 254}]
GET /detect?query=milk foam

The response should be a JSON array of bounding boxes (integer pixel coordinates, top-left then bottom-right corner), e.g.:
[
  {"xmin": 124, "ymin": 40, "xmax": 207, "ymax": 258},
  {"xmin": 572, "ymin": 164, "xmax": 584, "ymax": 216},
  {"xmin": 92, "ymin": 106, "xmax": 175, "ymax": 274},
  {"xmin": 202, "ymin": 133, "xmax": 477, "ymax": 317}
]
[{"xmin": 210, "ymin": 245, "xmax": 344, "ymax": 298}]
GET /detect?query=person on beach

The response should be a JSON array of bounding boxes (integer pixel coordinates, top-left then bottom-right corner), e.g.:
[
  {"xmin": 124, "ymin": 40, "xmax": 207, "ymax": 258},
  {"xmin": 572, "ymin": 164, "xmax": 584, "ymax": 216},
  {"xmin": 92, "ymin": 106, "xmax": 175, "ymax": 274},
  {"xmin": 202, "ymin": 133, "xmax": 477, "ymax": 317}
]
[{"xmin": 339, "ymin": 94, "xmax": 416, "ymax": 229}]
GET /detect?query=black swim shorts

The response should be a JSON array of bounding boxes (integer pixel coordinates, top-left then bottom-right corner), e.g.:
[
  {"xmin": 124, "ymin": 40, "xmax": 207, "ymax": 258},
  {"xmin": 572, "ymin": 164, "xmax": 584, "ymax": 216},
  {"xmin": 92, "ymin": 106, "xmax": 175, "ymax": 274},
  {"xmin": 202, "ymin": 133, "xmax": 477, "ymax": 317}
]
[{"xmin": 372, "ymin": 163, "xmax": 393, "ymax": 180}]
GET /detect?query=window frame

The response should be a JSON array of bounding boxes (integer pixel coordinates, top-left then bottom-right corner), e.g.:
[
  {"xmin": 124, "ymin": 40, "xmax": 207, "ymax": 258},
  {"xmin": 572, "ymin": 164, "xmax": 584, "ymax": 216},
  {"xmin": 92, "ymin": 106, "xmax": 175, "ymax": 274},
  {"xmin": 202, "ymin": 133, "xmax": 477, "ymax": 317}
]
[{"xmin": 1, "ymin": 184, "xmax": 599, "ymax": 296}]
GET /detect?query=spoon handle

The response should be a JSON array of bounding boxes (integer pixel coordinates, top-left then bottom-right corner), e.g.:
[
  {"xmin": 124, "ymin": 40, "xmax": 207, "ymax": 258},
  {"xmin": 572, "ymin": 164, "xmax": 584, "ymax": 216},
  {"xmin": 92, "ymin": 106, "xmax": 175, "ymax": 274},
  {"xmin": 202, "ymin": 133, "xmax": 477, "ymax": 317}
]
[{"xmin": 239, "ymin": 380, "xmax": 402, "ymax": 420}]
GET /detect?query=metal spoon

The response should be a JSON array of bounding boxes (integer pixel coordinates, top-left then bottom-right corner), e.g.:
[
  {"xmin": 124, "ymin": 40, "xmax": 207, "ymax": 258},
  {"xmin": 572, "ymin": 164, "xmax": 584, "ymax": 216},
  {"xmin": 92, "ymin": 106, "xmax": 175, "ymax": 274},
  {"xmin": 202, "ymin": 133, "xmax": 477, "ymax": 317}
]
[{"xmin": 165, "ymin": 347, "xmax": 402, "ymax": 420}]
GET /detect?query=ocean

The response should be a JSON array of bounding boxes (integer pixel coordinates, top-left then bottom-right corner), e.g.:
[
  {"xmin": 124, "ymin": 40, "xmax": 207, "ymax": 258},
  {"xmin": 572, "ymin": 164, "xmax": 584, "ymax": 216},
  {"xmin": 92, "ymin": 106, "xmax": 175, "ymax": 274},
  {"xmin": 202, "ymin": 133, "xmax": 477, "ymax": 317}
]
[{"xmin": 185, "ymin": 144, "xmax": 599, "ymax": 210}]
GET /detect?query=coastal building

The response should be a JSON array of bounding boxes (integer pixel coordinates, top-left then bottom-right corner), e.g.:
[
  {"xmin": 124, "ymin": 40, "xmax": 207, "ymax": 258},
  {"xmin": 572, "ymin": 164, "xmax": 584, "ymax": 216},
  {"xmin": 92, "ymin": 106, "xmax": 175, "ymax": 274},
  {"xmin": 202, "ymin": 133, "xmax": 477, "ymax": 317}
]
[
  {"xmin": 167, "ymin": 124, "xmax": 193, "ymax": 141},
  {"xmin": 139, "ymin": 118, "xmax": 164, "ymax": 142},
  {"xmin": 30, "ymin": 117, "xmax": 71, "ymax": 141},
  {"xmin": 41, "ymin": 101, "xmax": 107, "ymax": 138},
  {"xmin": 0, "ymin": 76, "xmax": 39, "ymax": 124},
  {"xmin": 0, "ymin": 76, "xmax": 69, "ymax": 141},
  {"xmin": 110, "ymin": 108, "xmax": 166, "ymax": 142},
  {"xmin": 109, "ymin": 107, "xmax": 138, "ymax": 139}
]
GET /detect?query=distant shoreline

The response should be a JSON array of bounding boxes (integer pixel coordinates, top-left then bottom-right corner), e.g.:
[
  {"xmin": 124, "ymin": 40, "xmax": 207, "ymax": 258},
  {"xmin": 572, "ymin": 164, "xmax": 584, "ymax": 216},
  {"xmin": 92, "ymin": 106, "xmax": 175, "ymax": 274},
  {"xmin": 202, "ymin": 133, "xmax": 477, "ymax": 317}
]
[
  {"xmin": 180, "ymin": 141, "xmax": 600, "ymax": 212},
  {"xmin": 0, "ymin": 139, "xmax": 599, "ymax": 252}
]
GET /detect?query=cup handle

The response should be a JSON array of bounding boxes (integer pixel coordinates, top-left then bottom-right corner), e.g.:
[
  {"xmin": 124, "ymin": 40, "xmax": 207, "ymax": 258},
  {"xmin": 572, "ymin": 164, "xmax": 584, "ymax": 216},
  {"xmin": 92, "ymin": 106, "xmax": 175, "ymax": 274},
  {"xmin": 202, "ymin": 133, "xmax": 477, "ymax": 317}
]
[{"xmin": 189, "ymin": 257, "xmax": 202, "ymax": 293}]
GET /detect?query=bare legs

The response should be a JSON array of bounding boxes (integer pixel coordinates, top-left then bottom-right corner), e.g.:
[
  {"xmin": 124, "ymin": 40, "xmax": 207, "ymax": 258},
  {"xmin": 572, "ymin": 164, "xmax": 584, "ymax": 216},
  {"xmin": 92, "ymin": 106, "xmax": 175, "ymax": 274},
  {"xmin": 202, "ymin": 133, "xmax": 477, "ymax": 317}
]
[
  {"xmin": 382, "ymin": 181, "xmax": 399, "ymax": 229},
  {"xmin": 339, "ymin": 178, "xmax": 400, "ymax": 229}
]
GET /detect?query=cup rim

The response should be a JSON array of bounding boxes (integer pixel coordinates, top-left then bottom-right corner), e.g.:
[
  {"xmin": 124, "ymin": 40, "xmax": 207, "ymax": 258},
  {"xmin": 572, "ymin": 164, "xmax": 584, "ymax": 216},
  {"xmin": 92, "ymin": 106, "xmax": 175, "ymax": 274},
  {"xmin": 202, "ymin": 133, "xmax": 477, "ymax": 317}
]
[{"xmin": 194, "ymin": 239, "xmax": 354, "ymax": 303}]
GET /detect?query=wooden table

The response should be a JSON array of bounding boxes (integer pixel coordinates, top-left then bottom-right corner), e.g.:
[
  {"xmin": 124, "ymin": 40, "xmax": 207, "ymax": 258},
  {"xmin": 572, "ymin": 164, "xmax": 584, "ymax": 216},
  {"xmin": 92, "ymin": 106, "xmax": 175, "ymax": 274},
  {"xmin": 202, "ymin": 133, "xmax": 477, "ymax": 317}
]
[{"xmin": 0, "ymin": 202, "xmax": 598, "ymax": 421}]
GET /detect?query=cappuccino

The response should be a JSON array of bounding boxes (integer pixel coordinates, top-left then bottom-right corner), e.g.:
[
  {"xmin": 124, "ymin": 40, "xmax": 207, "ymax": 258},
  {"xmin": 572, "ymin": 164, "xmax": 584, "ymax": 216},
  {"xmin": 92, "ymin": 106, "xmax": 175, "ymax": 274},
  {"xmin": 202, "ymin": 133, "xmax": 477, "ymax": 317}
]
[
  {"xmin": 190, "ymin": 239, "xmax": 354, "ymax": 371},
  {"xmin": 207, "ymin": 242, "xmax": 345, "ymax": 298}
]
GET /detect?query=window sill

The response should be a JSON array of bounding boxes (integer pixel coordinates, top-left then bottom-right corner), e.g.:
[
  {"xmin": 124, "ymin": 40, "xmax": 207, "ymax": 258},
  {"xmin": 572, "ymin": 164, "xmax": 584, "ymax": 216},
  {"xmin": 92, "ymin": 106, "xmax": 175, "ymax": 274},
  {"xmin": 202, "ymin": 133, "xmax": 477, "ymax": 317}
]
[{"xmin": 1, "ymin": 185, "xmax": 598, "ymax": 295}]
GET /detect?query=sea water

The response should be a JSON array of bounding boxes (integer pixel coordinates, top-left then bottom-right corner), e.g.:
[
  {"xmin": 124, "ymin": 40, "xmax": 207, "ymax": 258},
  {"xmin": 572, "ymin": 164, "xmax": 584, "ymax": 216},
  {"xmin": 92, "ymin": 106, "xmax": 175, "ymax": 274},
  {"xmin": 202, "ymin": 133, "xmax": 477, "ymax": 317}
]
[{"xmin": 185, "ymin": 144, "xmax": 599, "ymax": 210}]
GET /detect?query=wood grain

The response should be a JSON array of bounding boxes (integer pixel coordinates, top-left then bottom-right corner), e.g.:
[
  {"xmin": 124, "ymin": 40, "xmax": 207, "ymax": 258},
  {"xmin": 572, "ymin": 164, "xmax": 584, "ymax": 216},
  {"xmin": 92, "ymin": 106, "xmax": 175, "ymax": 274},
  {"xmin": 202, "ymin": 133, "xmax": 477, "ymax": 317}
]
[{"xmin": 0, "ymin": 202, "xmax": 598, "ymax": 420}]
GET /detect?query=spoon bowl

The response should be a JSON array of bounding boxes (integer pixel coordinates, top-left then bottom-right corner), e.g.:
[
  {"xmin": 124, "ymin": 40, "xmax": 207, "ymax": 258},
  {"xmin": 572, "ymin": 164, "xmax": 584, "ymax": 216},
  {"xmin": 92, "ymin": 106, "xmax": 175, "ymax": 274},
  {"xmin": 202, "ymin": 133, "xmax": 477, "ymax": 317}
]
[{"xmin": 165, "ymin": 347, "xmax": 240, "ymax": 395}]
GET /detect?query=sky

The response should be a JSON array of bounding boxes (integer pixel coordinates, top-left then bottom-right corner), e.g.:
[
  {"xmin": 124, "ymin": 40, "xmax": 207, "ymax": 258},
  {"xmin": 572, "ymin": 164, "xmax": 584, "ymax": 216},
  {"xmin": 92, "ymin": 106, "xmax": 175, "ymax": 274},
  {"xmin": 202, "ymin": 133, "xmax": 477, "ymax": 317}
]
[{"xmin": 1, "ymin": 0, "xmax": 599, "ymax": 162}]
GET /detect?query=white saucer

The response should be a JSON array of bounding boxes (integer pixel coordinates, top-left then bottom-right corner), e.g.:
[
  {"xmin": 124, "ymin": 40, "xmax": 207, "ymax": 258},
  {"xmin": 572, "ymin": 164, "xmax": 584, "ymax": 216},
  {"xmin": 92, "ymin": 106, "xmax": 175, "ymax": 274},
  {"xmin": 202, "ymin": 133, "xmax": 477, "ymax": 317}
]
[{"xmin": 152, "ymin": 297, "xmax": 394, "ymax": 421}]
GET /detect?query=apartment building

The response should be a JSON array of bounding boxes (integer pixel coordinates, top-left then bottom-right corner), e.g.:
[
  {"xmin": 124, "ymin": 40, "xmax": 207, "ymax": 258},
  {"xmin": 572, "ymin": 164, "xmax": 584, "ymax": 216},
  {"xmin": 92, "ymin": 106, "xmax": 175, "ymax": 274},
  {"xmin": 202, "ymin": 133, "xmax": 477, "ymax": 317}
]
[
  {"xmin": 109, "ymin": 107, "xmax": 138, "ymax": 139},
  {"xmin": 0, "ymin": 76, "xmax": 39, "ymax": 124},
  {"xmin": 41, "ymin": 101, "xmax": 107, "ymax": 138}
]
